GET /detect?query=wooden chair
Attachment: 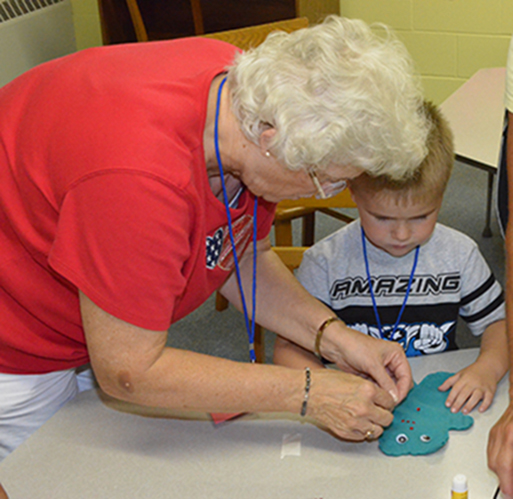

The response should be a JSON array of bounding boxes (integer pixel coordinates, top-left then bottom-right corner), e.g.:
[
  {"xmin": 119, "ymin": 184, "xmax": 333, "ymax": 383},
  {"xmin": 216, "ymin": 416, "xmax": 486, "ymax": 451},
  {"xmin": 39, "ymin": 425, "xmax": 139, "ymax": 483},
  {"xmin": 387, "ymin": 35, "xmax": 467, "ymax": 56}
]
[
  {"xmin": 214, "ymin": 244, "xmax": 308, "ymax": 363},
  {"xmin": 202, "ymin": 17, "xmax": 309, "ymax": 48},
  {"xmin": 246, "ymin": 191, "xmax": 355, "ymax": 362},
  {"xmin": 215, "ymin": 188, "xmax": 357, "ymax": 314},
  {"xmin": 274, "ymin": 188, "xmax": 356, "ymax": 246},
  {"xmin": 252, "ymin": 245, "xmax": 308, "ymax": 362},
  {"xmin": 124, "ymin": 0, "xmax": 306, "ymax": 43},
  {"xmin": 125, "ymin": 0, "xmax": 205, "ymax": 41},
  {"xmin": 271, "ymin": 246, "xmax": 308, "ymax": 272}
]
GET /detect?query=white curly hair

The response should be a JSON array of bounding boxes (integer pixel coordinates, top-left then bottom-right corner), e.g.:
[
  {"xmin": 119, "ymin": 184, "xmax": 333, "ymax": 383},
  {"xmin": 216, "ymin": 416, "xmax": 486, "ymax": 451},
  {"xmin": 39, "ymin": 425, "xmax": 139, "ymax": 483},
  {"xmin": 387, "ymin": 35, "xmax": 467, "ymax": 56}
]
[{"xmin": 226, "ymin": 15, "xmax": 430, "ymax": 180}]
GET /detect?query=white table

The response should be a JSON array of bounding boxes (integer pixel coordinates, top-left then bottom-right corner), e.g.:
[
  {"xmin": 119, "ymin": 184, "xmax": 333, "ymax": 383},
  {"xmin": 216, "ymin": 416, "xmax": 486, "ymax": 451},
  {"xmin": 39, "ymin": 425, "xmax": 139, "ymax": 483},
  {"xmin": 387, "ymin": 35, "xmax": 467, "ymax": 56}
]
[
  {"xmin": 0, "ymin": 349, "xmax": 506, "ymax": 499},
  {"xmin": 440, "ymin": 67, "xmax": 506, "ymax": 237}
]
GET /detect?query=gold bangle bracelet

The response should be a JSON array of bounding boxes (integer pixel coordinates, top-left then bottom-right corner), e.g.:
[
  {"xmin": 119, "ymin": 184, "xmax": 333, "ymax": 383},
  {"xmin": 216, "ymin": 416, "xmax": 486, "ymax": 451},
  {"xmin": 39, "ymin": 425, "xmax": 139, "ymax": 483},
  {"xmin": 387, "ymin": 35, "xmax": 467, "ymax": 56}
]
[{"xmin": 314, "ymin": 317, "xmax": 341, "ymax": 360}]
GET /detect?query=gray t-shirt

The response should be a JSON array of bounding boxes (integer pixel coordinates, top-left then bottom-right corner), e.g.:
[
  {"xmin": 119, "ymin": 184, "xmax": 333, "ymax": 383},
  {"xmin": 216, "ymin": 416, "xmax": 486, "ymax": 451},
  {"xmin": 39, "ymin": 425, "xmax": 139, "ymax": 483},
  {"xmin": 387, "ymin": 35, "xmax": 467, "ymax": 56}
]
[{"xmin": 297, "ymin": 220, "xmax": 505, "ymax": 357}]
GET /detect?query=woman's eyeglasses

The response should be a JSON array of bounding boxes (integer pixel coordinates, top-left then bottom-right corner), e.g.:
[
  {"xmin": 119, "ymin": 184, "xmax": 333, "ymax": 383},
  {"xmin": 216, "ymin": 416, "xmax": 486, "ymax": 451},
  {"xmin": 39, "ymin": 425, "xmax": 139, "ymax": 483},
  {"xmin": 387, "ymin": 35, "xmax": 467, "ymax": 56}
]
[{"xmin": 308, "ymin": 170, "xmax": 347, "ymax": 199}]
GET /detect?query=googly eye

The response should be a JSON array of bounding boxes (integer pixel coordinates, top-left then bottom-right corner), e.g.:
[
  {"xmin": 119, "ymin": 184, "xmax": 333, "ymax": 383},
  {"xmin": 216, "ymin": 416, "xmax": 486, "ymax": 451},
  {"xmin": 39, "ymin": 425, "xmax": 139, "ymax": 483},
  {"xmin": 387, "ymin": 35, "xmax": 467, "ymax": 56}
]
[
  {"xmin": 396, "ymin": 433, "xmax": 408, "ymax": 444},
  {"xmin": 420, "ymin": 435, "xmax": 431, "ymax": 443}
]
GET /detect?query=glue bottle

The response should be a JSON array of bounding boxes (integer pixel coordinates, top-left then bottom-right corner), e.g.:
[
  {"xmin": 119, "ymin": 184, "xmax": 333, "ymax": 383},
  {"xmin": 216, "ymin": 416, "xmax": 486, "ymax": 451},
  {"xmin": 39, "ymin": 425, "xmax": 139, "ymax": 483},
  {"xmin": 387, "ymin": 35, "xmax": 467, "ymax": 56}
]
[{"xmin": 451, "ymin": 474, "xmax": 468, "ymax": 499}]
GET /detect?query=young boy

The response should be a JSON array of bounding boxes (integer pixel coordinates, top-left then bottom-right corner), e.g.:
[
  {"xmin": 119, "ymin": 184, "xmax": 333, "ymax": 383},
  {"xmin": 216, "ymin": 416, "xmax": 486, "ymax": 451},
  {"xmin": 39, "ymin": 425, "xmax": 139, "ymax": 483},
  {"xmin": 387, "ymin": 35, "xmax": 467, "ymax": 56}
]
[{"xmin": 274, "ymin": 101, "xmax": 508, "ymax": 416}]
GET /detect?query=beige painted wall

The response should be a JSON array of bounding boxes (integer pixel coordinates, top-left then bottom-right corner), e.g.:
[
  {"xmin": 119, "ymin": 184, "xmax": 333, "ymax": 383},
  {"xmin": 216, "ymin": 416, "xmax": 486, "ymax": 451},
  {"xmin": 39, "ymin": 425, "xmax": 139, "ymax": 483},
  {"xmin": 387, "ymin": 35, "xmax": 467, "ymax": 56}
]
[
  {"xmin": 70, "ymin": 0, "xmax": 103, "ymax": 50},
  {"xmin": 71, "ymin": 1, "xmax": 513, "ymax": 104},
  {"xmin": 297, "ymin": 0, "xmax": 340, "ymax": 23},
  {"xmin": 340, "ymin": 0, "xmax": 513, "ymax": 104}
]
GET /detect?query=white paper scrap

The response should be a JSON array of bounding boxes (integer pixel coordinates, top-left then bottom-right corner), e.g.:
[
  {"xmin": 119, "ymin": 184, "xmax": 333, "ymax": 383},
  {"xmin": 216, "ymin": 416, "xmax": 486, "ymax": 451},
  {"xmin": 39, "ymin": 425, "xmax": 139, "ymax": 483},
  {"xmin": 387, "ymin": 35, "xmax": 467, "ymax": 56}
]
[{"xmin": 281, "ymin": 433, "xmax": 302, "ymax": 459}]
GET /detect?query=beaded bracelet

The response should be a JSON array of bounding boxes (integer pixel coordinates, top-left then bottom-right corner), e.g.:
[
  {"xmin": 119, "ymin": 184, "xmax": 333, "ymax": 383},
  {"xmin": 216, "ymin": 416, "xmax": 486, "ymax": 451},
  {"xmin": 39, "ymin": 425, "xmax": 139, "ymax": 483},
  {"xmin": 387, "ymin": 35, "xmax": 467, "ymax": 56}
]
[
  {"xmin": 314, "ymin": 317, "xmax": 341, "ymax": 360},
  {"xmin": 300, "ymin": 367, "xmax": 311, "ymax": 417}
]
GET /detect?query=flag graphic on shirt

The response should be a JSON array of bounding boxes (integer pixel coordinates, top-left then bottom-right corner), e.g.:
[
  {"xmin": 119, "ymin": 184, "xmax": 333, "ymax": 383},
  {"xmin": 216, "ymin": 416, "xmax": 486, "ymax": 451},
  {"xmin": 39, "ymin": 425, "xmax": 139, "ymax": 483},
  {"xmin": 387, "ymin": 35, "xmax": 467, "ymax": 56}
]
[
  {"xmin": 206, "ymin": 228, "xmax": 224, "ymax": 269},
  {"xmin": 205, "ymin": 215, "xmax": 254, "ymax": 271}
]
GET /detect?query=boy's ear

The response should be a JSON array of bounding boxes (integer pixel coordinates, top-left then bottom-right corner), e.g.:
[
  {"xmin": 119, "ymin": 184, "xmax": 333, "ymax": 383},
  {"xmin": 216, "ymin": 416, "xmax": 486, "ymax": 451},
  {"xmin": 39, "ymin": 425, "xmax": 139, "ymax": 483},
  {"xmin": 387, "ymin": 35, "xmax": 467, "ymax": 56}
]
[{"xmin": 259, "ymin": 128, "xmax": 276, "ymax": 156}]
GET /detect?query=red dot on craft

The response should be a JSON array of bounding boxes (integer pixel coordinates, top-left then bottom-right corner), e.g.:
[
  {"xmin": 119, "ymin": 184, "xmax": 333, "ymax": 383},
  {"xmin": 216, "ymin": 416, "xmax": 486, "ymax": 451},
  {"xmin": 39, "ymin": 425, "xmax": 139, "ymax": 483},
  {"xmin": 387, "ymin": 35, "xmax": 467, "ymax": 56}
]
[
  {"xmin": 412, "ymin": 421, "xmax": 416, "ymax": 424},
  {"xmin": 417, "ymin": 407, "xmax": 421, "ymax": 411},
  {"xmin": 401, "ymin": 419, "xmax": 405, "ymax": 423},
  {"xmin": 406, "ymin": 420, "xmax": 410, "ymax": 423},
  {"xmin": 410, "ymin": 427, "xmax": 414, "ymax": 430}
]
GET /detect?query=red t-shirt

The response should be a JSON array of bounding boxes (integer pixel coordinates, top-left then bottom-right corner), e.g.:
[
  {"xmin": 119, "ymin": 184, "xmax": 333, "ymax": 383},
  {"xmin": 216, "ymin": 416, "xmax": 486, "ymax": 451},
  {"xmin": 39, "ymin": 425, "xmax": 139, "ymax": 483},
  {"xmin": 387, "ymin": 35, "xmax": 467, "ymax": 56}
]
[{"xmin": 0, "ymin": 39, "xmax": 275, "ymax": 374}]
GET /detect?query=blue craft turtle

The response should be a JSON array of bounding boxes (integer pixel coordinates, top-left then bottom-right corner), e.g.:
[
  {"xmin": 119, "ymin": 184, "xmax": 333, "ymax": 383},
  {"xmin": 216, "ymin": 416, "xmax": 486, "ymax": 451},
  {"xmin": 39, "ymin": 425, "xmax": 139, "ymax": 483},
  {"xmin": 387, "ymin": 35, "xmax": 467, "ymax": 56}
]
[{"xmin": 379, "ymin": 371, "xmax": 474, "ymax": 456}]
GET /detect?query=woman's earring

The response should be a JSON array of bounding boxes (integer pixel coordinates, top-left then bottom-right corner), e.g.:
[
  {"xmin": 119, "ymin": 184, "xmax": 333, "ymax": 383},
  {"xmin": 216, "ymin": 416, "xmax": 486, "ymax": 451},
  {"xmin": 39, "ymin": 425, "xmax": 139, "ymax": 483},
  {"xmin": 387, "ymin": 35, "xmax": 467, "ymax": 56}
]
[{"xmin": 265, "ymin": 151, "xmax": 271, "ymax": 158}]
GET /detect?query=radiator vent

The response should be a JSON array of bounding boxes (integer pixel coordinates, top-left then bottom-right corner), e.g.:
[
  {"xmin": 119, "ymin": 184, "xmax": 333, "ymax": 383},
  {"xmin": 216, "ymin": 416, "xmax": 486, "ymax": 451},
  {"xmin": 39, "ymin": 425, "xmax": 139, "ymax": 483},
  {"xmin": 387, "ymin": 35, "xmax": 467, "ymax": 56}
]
[
  {"xmin": 0, "ymin": 0, "xmax": 75, "ymax": 87},
  {"xmin": 0, "ymin": 0, "xmax": 65, "ymax": 23}
]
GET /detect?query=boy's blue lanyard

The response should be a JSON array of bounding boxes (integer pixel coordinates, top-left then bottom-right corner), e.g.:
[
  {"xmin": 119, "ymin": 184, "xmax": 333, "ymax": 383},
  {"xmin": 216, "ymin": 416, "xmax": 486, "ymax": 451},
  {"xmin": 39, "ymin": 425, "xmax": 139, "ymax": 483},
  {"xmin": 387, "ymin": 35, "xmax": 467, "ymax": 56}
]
[
  {"xmin": 215, "ymin": 76, "xmax": 258, "ymax": 363},
  {"xmin": 361, "ymin": 226, "xmax": 419, "ymax": 339}
]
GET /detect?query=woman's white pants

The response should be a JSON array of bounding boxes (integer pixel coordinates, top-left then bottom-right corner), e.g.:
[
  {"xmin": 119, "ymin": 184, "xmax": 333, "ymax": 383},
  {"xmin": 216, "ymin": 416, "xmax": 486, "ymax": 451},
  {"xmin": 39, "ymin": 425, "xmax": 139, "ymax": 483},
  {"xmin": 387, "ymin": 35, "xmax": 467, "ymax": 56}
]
[{"xmin": 0, "ymin": 367, "xmax": 96, "ymax": 461}]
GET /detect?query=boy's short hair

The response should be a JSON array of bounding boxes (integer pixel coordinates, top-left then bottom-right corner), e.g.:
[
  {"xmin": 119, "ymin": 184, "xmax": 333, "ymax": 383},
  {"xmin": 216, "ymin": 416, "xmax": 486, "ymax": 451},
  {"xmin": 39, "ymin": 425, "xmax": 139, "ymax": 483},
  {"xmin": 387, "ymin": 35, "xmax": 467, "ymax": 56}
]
[{"xmin": 348, "ymin": 101, "xmax": 454, "ymax": 204}]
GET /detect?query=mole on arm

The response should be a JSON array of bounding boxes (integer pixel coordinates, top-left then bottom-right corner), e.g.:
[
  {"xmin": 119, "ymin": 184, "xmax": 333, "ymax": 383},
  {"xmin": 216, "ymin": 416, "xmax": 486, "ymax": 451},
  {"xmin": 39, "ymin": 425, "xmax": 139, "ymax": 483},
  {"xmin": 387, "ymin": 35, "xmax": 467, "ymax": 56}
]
[{"xmin": 117, "ymin": 371, "xmax": 135, "ymax": 394}]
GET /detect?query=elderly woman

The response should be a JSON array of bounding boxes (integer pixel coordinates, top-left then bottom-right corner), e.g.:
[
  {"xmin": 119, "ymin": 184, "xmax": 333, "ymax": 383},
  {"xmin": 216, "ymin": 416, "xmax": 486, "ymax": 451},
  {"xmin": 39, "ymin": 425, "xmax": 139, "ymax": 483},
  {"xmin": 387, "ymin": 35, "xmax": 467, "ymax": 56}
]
[{"xmin": 0, "ymin": 16, "xmax": 429, "ymax": 459}]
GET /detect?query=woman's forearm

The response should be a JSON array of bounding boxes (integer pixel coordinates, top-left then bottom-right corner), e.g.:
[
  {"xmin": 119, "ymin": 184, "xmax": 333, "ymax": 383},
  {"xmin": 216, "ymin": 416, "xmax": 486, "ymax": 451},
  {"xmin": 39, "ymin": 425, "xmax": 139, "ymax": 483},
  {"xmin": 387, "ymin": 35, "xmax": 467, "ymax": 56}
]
[
  {"xmin": 81, "ymin": 290, "xmax": 305, "ymax": 414},
  {"xmin": 80, "ymin": 286, "xmax": 400, "ymax": 441},
  {"xmin": 220, "ymin": 239, "xmax": 336, "ymax": 354},
  {"xmin": 117, "ymin": 347, "xmax": 307, "ymax": 414}
]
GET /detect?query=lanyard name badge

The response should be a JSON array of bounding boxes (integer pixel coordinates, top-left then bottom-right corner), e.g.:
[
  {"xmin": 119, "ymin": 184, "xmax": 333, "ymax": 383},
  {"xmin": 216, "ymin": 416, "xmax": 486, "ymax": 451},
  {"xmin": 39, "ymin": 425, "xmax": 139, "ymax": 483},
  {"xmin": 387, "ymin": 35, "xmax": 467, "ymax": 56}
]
[
  {"xmin": 215, "ymin": 76, "xmax": 258, "ymax": 362},
  {"xmin": 361, "ymin": 226, "xmax": 419, "ymax": 339}
]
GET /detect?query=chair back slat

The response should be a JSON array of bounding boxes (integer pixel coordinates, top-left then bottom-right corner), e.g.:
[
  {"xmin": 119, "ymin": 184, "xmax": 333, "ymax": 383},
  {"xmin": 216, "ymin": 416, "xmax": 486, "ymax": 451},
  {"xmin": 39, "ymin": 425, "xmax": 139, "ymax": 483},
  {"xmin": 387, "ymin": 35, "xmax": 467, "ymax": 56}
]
[{"xmin": 203, "ymin": 17, "xmax": 309, "ymax": 50}]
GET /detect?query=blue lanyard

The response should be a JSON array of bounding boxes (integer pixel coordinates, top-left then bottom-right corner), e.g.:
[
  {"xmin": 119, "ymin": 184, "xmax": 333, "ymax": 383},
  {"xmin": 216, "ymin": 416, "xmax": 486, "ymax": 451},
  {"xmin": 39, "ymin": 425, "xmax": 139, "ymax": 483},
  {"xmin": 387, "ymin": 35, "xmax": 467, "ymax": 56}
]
[
  {"xmin": 361, "ymin": 226, "xmax": 419, "ymax": 339},
  {"xmin": 214, "ymin": 77, "xmax": 258, "ymax": 363}
]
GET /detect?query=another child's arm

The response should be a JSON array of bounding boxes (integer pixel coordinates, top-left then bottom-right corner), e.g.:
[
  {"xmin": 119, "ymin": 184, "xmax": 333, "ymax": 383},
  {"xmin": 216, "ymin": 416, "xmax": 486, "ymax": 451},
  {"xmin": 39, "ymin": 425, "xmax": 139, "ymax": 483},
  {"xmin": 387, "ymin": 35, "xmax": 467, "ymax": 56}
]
[
  {"xmin": 273, "ymin": 335, "xmax": 325, "ymax": 370},
  {"xmin": 438, "ymin": 319, "xmax": 508, "ymax": 414}
]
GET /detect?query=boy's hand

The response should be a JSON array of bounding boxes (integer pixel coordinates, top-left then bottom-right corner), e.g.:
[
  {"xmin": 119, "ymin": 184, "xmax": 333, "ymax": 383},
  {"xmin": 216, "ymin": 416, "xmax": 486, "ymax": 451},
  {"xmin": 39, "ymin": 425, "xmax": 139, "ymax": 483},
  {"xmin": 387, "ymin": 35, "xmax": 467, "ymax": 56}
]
[{"xmin": 437, "ymin": 362, "xmax": 497, "ymax": 414}]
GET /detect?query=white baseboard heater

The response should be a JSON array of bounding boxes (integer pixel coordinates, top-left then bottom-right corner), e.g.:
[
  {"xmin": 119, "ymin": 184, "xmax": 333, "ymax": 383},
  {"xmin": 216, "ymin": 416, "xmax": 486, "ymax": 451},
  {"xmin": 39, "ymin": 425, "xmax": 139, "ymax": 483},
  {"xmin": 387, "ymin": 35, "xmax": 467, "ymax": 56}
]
[{"xmin": 0, "ymin": 0, "xmax": 76, "ymax": 88}]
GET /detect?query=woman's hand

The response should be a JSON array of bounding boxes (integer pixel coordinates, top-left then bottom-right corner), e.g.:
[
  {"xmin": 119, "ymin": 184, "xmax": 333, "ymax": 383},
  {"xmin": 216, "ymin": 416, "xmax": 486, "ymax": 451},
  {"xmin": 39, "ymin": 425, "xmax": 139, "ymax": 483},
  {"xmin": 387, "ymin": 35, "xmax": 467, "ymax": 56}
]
[
  {"xmin": 307, "ymin": 368, "xmax": 395, "ymax": 440},
  {"xmin": 438, "ymin": 362, "xmax": 498, "ymax": 414},
  {"xmin": 320, "ymin": 322, "xmax": 413, "ymax": 404},
  {"xmin": 228, "ymin": 243, "xmax": 413, "ymax": 403}
]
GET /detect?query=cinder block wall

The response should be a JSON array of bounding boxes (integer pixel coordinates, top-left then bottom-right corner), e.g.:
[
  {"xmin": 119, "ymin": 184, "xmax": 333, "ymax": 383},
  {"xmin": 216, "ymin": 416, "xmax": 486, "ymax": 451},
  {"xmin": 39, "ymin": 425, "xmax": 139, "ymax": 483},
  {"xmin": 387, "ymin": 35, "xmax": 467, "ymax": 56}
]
[
  {"xmin": 71, "ymin": 0, "xmax": 103, "ymax": 50},
  {"xmin": 340, "ymin": 0, "xmax": 513, "ymax": 104},
  {"xmin": 73, "ymin": 1, "xmax": 513, "ymax": 104}
]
